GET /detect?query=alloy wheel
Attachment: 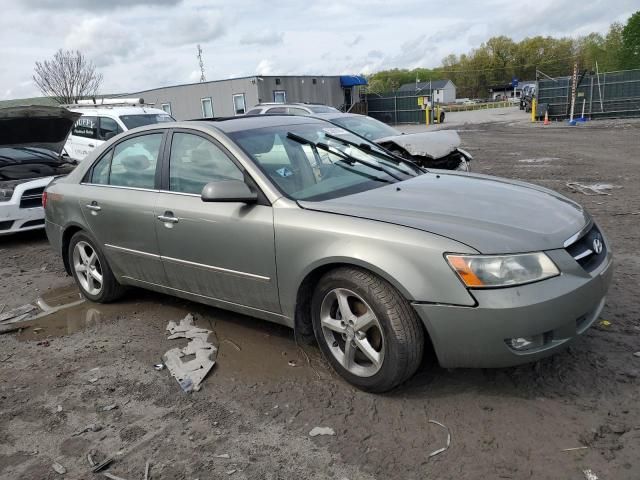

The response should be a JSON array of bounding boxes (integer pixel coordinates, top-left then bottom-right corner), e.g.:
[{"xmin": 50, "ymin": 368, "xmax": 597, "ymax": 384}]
[
  {"xmin": 320, "ymin": 288, "xmax": 385, "ymax": 377},
  {"xmin": 72, "ymin": 241, "xmax": 103, "ymax": 296}
]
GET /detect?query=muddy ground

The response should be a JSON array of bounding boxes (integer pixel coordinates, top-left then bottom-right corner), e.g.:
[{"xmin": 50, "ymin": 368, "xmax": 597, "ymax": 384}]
[{"xmin": 1, "ymin": 115, "xmax": 639, "ymax": 480}]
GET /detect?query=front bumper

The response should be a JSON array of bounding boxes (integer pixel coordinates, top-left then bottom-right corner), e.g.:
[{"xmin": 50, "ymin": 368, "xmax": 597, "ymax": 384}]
[
  {"xmin": 413, "ymin": 247, "xmax": 613, "ymax": 368},
  {"xmin": 0, "ymin": 177, "xmax": 52, "ymax": 235}
]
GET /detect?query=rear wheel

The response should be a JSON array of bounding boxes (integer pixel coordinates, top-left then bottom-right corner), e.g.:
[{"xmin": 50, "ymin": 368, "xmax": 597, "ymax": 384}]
[
  {"xmin": 311, "ymin": 267, "xmax": 424, "ymax": 392},
  {"xmin": 69, "ymin": 231, "xmax": 124, "ymax": 303}
]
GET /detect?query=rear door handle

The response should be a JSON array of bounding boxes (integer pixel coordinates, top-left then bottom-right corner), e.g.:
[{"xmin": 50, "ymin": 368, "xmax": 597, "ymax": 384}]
[{"xmin": 157, "ymin": 211, "xmax": 179, "ymax": 224}]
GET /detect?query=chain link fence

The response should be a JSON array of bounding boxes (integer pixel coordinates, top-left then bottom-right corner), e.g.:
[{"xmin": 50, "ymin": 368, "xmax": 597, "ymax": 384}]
[{"xmin": 537, "ymin": 68, "xmax": 640, "ymax": 120}]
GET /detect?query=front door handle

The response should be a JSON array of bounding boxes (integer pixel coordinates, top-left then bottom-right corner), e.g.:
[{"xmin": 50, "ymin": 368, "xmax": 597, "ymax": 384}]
[{"xmin": 157, "ymin": 211, "xmax": 179, "ymax": 224}]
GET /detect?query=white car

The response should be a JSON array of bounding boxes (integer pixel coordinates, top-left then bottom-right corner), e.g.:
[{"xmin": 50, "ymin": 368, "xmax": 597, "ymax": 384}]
[
  {"xmin": 0, "ymin": 105, "xmax": 79, "ymax": 235},
  {"xmin": 64, "ymin": 99, "xmax": 174, "ymax": 161}
]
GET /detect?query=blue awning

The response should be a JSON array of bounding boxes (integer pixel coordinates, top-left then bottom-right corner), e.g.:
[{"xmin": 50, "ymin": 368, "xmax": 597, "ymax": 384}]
[{"xmin": 340, "ymin": 75, "xmax": 368, "ymax": 88}]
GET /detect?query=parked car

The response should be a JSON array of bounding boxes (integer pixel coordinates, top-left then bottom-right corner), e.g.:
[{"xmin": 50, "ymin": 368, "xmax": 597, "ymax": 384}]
[
  {"xmin": 246, "ymin": 103, "xmax": 340, "ymax": 116},
  {"xmin": 0, "ymin": 105, "xmax": 79, "ymax": 235},
  {"xmin": 64, "ymin": 98, "xmax": 173, "ymax": 161},
  {"xmin": 45, "ymin": 115, "xmax": 613, "ymax": 392},
  {"xmin": 250, "ymin": 106, "xmax": 469, "ymax": 171},
  {"xmin": 316, "ymin": 112, "xmax": 470, "ymax": 171}
]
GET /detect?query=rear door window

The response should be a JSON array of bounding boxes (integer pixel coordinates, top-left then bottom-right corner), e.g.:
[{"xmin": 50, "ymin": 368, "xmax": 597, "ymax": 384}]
[
  {"xmin": 72, "ymin": 116, "xmax": 98, "ymax": 139},
  {"xmin": 91, "ymin": 151, "xmax": 112, "ymax": 184},
  {"xmin": 109, "ymin": 134, "xmax": 163, "ymax": 189},
  {"xmin": 98, "ymin": 117, "xmax": 122, "ymax": 141}
]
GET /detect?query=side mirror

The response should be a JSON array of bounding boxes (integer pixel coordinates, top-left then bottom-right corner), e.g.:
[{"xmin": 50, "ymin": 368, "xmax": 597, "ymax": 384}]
[{"xmin": 201, "ymin": 180, "xmax": 258, "ymax": 203}]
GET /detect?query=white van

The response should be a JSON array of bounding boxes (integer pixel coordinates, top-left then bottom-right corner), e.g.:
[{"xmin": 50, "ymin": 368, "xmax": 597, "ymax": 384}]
[{"xmin": 64, "ymin": 99, "xmax": 174, "ymax": 161}]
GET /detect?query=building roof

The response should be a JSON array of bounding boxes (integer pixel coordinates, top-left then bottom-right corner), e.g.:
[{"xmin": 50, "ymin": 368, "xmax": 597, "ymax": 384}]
[{"xmin": 397, "ymin": 80, "xmax": 453, "ymax": 92}]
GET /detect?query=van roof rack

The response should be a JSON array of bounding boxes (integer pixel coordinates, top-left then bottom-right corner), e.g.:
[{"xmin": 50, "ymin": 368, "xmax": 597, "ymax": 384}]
[{"xmin": 61, "ymin": 98, "xmax": 155, "ymax": 108}]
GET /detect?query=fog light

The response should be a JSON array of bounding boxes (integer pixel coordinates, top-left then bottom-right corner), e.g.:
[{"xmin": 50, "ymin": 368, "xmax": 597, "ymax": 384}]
[{"xmin": 506, "ymin": 335, "xmax": 544, "ymax": 351}]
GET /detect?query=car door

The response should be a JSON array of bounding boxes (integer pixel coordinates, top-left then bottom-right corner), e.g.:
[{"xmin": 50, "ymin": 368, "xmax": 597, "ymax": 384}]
[
  {"xmin": 78, "ymin": 131, "xmax": 167, "ymax": 285},
  {"xmin": 154, "ymin": 129, "xmax": 280, "ymax": 313},
  {"xmin": 69, "ymin": 115, "xmax": 99, "ymax": 160}
]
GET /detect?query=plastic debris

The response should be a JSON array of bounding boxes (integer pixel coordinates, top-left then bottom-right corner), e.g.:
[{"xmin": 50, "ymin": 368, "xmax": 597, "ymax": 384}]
[
  {"xmin": 103, "ymin": 473, "xmax": 129, "ymax": 480},
  {"xmin": 427, "ymin": 420, "xmax": 451, "ymax": 459},
  {"xmin": 288, "ymin": 360, "xmax": 297, "ymax": 367},
  {"xmin": 72, "ymin": 423, "xmax": 103, "ymax": 436},
  {"xmin": 163, "ymin": 314, "xmax": 217, "ymax": 393},
  {"xmin": 91, "ymin": 456, "xmax": 115, "ymax": 473},
  {"xmin": 309, "ymin": 427, "xmax": 335, "ymax": 437},
  {"xmin": 562, "ymin": 446, "xmax": 588, "ymax": 452},
  {"xmin": 583, "ymin": 469, "xmax": 599, "ymax": 480},
  {"xmin": 566, "ymin": 182, "xmax": 621, "ymax": 196},
  {"xmin": 144, "ymin": 461, "xmax": 150, "ymax": 480},
  {"xmin": 101, "ymin": 404, "xmax": 118, "ymax": 412},
  {"xmin": 226, "ymin": 469, "xmax": 237, "ymax": 475},
  {"xmin": 599, "ymin": 320, "xmax": 611, "ymax": 327},
  {"xmin": 214, "ymin": 454, "xmax": 231, "ymax": 459},
  {"xmin": 52, "ymin": 462, "xmax": 67, "ymax": 474},
  {"xmin": 0, "ymin": 304, "xmax": 36, "ymax": 324},
  {"xmin": 153, "ymin": 363, "xmax": 165, "ymax": 370}
]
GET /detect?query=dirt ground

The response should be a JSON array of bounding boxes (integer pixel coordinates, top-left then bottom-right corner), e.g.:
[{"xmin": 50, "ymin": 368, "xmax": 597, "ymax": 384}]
[{"xmin": 1, "ymin": 114, "xmax": 639, "ymax": 480}]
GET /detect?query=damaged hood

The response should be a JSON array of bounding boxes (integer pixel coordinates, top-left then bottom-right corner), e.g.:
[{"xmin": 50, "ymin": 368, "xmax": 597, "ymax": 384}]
[
  {"xmin": 376, "ymin": 130, "xmax": 461, "ymax": 159},
  {"xmin": 299, "ymin": 172, "xmax": 589, "ymax": 254},
  {"xmin": 0, "ymin": 106, "xmax": 80, "ymax": 155}
]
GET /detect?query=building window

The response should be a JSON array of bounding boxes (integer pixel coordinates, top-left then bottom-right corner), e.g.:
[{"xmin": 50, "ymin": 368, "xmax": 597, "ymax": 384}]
[
  {"xmin": 201, "ymin": 97, "xmax": 213, "ymax": 118},
  {"xmin": 273, "ymin": 90, "xmax": 286, "ymax": 103},
  {"xmin": 275, "ymin": 78, "xmax": 281, "ymax": 85},
  {"xmin": 161, "ymin": 103, "xmax": 172, "ymax": 115},
  {"xmin": 312, "ymin": 78, "xmax": 317, "ymax": 85},
  {"xmin": 232, "ymin": 93, "xmax": 246, "ymax": 115}
]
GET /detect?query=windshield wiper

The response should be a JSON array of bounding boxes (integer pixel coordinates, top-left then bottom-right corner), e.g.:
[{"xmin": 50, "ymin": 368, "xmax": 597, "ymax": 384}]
[
  {"xmin": 323, "ymin": 132, "xmax": 422, "ymax": 175},
  {"xmin": 286, "ymin": 132, "xmax": 403, "ymax": 181}
]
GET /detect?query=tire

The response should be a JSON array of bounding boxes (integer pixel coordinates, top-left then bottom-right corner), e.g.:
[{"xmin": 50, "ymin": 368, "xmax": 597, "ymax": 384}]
[
  {"xmin": 68, "ymin": 231, "xmax": 125, "ymax": 303},
  {"xmin": 439, "ymin": 112, "xmax": 445, "ymax": 124},
  {"xmin": 311, "ymin": 267, "xmax": 424, "ymax": 392}
]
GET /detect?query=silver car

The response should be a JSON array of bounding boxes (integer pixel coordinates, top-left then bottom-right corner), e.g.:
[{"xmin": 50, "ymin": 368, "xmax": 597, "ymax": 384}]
[{"xmin": 44, "ymin": 115, "xmax": 613, "ymax": 392}]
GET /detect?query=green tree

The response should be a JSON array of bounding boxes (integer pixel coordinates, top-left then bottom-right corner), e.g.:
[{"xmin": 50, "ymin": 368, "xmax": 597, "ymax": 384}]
[{"xmin": 621, "ymin": 11, "xmax": 640, "ymax": 68}]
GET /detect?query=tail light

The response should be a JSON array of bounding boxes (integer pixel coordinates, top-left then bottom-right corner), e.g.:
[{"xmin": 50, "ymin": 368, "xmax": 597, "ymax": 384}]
[{"xmin": 42, "ymin": 191, "xmax": 48, "ymax": 208}]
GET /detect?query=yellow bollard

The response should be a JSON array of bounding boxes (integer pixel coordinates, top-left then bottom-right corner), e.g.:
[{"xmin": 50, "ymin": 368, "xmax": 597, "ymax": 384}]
[
  {"xmin": 425, "ymin": 107, "xmax": 430, "ymax": 126},
  {"xmin": 531, "ymin": 98, "xmax": 537, "ymax": 122}
]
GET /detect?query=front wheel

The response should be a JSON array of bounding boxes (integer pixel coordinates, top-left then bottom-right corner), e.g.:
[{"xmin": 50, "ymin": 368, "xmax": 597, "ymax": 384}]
[
  {"xmin": 69, "ymin": 231, "xmax": 124, "ymax": 303},
  {"xmin": 311, "ymin": 267, "xmax": 424, "ymax": 392}
]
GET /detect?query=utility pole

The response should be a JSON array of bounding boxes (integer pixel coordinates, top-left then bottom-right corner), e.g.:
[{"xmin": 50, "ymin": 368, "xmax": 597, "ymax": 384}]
[{"xmin": 197, "ymin": 44, "xmax": 206, "ymax": 83}]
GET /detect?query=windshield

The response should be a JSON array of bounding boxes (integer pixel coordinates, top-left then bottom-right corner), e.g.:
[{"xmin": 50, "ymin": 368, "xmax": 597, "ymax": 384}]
[
  {"xmin": 230, "ymin": 123, "xmax": 421, "ymax": 201},
  {"xmin": 0, "ymin": 147, "xmax": 73, "ymax": 180},
  {"xmin": 308, "ymin": 106, "xmax": 339, "ymax": 113},
  {"xmin": 119, "ymin": 114, "xmax": 174, "ymax": 130},
  {"xmin": 329, "ymin": 115, "xmax": 400, "ymax": 141}
]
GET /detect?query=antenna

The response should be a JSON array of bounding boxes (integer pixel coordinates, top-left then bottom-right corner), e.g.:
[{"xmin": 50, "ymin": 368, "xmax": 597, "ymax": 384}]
[{"xmin": 197, "ymin": 44, "xmax": 206, "ymax": 83}]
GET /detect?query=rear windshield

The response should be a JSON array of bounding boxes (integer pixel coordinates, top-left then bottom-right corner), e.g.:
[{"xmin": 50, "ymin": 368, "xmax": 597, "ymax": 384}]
[
  {"xmin": 308, "ymin": 106, "xmax": 339, "ymax": 113},
  {"xmin": 119, "ymin": 114, "xmax": 174, "ymax": 130}
]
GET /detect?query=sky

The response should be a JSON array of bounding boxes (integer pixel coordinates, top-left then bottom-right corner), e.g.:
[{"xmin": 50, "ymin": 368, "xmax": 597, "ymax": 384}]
[{"xmin": 0, "ymin": 0, "xmax": 636, "ymax": 100}]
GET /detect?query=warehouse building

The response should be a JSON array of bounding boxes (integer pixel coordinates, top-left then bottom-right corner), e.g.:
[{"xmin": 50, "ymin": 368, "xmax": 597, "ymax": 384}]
[{"xmin": 124, "ymin": 75, "xmax": 368, "ymax": 120}]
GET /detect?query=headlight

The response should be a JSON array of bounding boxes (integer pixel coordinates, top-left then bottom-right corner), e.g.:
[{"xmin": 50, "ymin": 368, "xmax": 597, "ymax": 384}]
[
  {"xmin": 445, "ymin": 252, "xmax": 559, "ymax": 288},
  {"xmin": 0, "ymin": 181, "xmax": 20, "ymax": 202}
]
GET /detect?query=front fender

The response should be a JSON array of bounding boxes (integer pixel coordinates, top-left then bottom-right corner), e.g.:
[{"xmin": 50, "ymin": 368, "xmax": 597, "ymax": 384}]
[{"xmin": 274, "ymin": 208, "xmax": 478, "ymax": 319}]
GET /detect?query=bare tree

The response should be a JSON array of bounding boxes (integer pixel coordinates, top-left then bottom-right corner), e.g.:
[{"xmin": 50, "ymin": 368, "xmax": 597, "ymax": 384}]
[{"xmin": 33, "ymin": 49, "xmax": 103, "ymax": 104}]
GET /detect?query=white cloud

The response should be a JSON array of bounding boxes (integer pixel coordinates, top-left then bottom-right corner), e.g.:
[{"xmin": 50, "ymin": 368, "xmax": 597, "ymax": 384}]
[
  {"xmin": 240, "ymin": 30, "xmax": 284, "ymax": 46},
  {"xmin": 0, "ymin": 0, "xmax": 637, "ymax": 100}
]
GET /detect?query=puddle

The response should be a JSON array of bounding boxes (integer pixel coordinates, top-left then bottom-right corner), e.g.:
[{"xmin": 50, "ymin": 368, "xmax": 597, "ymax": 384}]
[{"xmin": 10, "ymin": 285, "xmax": 317, "ymax": 381}]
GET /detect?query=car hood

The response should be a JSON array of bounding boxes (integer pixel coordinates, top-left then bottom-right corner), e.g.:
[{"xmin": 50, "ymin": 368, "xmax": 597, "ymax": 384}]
[
  {"xmin": 299, "ymin": 172, "xmax": 590, "ymax": 254},
  {"xmin": 375, "ymin": 130, "xmax": 461, "ymax": 159},
  {"xmin": 0, "ymin": 105, "xmax": 80, "ymax": 155}
]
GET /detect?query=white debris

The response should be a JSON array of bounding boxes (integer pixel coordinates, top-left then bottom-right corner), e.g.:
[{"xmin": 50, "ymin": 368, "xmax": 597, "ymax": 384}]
[
  {"xmin": 566, "ymin": 182, "xmax": 622, "ymax": 196},
  {"xmin": 633, "ymin": 352, "xmax": 640, "ymax": 358},
  {"xmin": 428, "ymin": 420, "xmax": 451, "ymax": 459},
  {"xmin": 0, "ymin": 304, "xmax": 37, "ymax": 324},
  {"xmin": 309, "ymin": 427, "xmax": 335, "ymax": 437},
  {"xmin": 214, "ymin": 454, "xmax": 231, "ymax": 459},
  {"xmin": 226, "ymin": 469, "xmax": 237, "ymax": 475},
  {"xmin": 518, "ymin": 157, "xmax": 561, "ymax": 163},
  {"xmin": 163, "ymin": 314, "xmax": 217, "ymax": 393},
  {"xmin": 52, "ymin": 462, "xmax": 67, "ymax": 474},
  {"xmin": 583, "ymin": 469, "xmax": 599, "ymax": 480}
]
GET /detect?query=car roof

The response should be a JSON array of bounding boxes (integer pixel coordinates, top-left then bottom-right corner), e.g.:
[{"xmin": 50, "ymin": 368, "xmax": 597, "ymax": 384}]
[{"xmin": 193, "ymin": 114, "xmax": 328, "ymax": 133}]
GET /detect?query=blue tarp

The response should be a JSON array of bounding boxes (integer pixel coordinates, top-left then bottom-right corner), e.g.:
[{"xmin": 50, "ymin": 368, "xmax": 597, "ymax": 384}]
[{"xmin": 340, "ymin": 75, "xmax": 368, "ymax": 87}]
